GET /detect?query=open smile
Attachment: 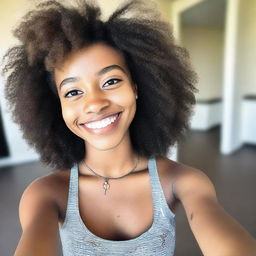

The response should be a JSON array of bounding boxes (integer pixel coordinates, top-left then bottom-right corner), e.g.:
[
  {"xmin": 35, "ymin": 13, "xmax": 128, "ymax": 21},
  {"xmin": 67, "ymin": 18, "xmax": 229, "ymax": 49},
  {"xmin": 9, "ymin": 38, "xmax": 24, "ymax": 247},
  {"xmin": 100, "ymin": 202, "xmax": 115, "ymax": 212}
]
[{"xmin": 80, "ymin": 112, "xmax": 122, "ymax": 135}]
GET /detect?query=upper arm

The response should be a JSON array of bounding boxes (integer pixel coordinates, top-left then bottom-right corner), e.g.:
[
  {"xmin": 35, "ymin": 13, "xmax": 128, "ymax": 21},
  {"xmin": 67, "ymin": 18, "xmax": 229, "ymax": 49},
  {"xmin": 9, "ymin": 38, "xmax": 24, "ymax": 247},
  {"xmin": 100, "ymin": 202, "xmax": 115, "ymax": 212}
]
[
  {"xmin": 173, "ymin": 166, "xmax": 256, "ymax": 256},
  {"xmin": 15, "ymin": 176, "xmax": 60, "ymax": 256},
  {"xmin": 174, "ymin": 167, "xmax": 217, "ymax": 216}
]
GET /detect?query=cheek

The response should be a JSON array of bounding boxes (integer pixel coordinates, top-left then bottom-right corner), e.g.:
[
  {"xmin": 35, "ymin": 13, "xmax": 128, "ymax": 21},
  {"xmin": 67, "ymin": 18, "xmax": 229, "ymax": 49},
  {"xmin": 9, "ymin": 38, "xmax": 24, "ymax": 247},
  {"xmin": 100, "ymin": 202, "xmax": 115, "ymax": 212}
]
[
  {"xmin": 114, "ymin": 87, "xmax": 136, "ymax": 108},
  {"xmin": 116, "ymin": 89, "xmax": 137, "ymax": 122},
  {"xmin": 125, "ymin": 91, "xmax": 137, "ymax": 112},
  {"xmin": 61, "ymin": 103, "xmax": 78, "ymax": 127}
]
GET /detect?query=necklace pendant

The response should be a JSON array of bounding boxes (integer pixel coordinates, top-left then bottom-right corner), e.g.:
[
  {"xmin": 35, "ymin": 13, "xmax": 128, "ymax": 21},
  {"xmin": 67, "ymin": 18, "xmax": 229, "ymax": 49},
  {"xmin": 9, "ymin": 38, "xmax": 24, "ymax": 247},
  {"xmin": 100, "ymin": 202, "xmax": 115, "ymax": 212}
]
[{"xmin": 103, "ymin": 179, "xmax": 110, "ymax": 195}]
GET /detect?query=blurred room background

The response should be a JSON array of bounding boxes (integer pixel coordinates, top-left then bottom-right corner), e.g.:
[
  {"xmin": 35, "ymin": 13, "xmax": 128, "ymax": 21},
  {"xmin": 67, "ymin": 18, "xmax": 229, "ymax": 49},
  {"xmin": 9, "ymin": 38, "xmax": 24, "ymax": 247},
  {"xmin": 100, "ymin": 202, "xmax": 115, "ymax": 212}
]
[{"xmin": 0, "ymin": 0, "xmax": 255, "ymax": 255}]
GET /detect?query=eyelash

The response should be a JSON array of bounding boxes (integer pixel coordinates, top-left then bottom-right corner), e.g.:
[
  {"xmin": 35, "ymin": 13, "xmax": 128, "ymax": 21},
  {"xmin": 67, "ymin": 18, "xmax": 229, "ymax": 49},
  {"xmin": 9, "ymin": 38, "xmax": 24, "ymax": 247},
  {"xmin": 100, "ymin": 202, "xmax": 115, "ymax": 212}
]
[
  {"xmin": 64, "ymin": 78, "xmax": 122, "ymax": 98},
  {"xmin": 102, "ymin": 78, "xmax": 122, "ymax": 88},
  {"xmin": 65, "ymin": 90, "xmax": 83, "ymax": 98}
]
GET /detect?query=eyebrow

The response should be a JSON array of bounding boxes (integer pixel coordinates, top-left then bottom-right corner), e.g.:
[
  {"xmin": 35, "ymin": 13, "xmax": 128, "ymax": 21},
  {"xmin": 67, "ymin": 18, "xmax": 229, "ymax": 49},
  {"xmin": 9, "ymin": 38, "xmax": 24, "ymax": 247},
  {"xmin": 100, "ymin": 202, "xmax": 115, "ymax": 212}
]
[
  {"xmin": 59, "ymin": 77, "xmax": 79, "ymax": 89},
  {"xmin": 96, "ymin": 65, "xmax": 126, "ymax": 76},
  {"xmin": 59, "ymin": 64, "xmax": 126, "ymax": 89}
]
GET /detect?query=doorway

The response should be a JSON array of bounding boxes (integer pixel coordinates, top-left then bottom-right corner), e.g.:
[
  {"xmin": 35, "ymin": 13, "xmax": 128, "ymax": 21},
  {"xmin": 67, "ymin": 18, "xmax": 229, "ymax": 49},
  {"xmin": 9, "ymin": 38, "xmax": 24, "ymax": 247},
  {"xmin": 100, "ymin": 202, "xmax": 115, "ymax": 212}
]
[{"xmin": 179, "ymin": 0, "xmax": 227, "ymax": 136}]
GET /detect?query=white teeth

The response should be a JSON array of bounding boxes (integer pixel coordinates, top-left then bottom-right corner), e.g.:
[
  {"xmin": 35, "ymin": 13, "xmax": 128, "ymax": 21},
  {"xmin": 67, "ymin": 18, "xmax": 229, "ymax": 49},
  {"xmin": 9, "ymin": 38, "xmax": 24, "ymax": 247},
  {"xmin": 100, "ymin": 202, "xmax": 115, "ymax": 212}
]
[{"xmin": 85, "ymin": 114, "xmax": 118, "ymax": 129}]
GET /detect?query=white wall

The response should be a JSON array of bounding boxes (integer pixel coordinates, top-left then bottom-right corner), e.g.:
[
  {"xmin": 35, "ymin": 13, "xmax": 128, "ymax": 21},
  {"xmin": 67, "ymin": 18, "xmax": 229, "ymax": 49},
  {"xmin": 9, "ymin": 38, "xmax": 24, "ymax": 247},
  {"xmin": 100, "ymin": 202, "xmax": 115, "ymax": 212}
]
[
  {"xmin": 236, "ymin": 0, "xmax": 256, "ymax": 95},
  {"xmin": 242, "ymin": 100, "xmax": 256, "ymax": 144},
  {"xmin": 170, "ymin": 0, "xmax": 204, "ymax": 41},
  {"xmin": 98, "ymin": 0, "xmax": 172, "ymax": 21},
  {"xmin": 0, "ymin": 0, "xmax": 39, "ymax": 167},
  {"xmin": 155, "ymin": 0, "xmax": 172, "ymax": 22},
  {"xmin": 181, "ymin": 25, "xmax": 224, "ymax": 100},
  {"xmin": 236, "ymin": 0, "xmax": 256, "ymax": 146},
  {"xmin": 181, "ymin": 25, "xmax": 224, "ymax": 131},
  {"xmin": 0, "ymin": 77, "xmax": 39, "ymax": 167},
  {"xmin": 190, "ymin": 102, "xmax": 222, "ymax": 130}
]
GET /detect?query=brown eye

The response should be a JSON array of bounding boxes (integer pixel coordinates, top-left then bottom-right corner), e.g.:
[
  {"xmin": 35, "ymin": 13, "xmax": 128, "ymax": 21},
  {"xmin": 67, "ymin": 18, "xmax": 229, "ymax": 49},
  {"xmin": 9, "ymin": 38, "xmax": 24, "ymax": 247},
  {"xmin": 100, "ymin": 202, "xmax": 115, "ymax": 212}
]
[
  {"xmin": 102, "ymin": 78, "xmax": 122, "ymax": 88},
  {"xmin": 65, "ymin": 90, "xmax": 83, "ymax": 98}
]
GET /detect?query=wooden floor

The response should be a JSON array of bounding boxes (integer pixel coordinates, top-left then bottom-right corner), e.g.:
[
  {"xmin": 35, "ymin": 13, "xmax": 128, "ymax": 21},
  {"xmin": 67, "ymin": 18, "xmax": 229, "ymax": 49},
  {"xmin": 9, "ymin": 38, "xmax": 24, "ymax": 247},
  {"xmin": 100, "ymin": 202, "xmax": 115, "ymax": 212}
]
[{"xmin": 0, "ymin": 126, "xmax": 255, "ymax": 255}]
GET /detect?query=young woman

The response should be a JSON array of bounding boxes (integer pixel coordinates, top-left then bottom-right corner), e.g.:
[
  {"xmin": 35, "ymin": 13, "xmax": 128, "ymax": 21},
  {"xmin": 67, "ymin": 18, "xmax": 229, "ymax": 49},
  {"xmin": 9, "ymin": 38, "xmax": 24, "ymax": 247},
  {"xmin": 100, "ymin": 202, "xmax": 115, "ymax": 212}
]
[{"xmin": 3, "ymin": 0, "xmax": 256, "ymax": 255}]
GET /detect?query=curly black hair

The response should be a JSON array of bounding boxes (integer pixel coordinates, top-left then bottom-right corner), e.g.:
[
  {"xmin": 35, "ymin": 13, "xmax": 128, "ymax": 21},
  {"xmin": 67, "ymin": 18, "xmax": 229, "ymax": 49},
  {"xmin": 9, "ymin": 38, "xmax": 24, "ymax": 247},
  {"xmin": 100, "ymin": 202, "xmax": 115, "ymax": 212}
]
[{"xmin": 2, "ymin": 0, "xmax": 197, "ymax": 169}]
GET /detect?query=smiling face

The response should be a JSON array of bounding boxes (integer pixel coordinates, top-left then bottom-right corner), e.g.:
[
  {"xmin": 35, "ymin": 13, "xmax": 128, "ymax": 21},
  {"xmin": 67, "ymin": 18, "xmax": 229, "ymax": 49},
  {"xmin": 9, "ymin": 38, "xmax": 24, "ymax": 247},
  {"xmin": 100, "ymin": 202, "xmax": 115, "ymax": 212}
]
[{"xmin": 54, "ymin": 43, "xmax": 137, "ymax": 152}]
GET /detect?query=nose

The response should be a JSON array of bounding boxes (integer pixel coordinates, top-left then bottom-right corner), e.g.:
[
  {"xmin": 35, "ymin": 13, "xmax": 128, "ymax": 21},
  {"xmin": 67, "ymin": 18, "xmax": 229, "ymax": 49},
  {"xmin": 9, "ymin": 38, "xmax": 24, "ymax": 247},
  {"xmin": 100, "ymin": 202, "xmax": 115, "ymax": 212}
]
[{"xmin": 83, "ymin": 90, "xmax": 110, "ymax": 114}]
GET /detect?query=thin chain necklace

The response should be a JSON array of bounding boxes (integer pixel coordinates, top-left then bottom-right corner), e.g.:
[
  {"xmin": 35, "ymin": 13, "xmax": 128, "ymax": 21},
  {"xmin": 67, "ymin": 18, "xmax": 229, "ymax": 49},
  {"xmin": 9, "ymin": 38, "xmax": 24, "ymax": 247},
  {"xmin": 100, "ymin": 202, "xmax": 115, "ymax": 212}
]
[{"xmin": 83, "ymin": 157, "xmax": 139, "ymax": 195}]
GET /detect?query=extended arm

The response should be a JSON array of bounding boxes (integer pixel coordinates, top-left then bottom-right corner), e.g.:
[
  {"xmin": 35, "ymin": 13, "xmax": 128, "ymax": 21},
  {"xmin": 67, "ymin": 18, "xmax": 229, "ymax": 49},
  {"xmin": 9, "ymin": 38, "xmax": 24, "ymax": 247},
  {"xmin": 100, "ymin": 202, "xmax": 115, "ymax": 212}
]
[
  {"xmin": 174, "ymin": 167, "xmax": 256, "ymax": 256},
  {"xmin": 14, "ymin": 177, "xmax": 60, "ymax": 256}
]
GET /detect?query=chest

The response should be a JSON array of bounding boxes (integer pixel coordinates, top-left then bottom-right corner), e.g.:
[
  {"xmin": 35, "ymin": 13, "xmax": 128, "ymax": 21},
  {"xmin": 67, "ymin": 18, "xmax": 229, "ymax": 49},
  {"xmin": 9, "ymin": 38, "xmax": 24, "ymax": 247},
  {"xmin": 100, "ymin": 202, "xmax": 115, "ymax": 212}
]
[
  {"xmin": 57, "ymin": 168, "xmax": 176, "ymax": 241},
  {"xmin": 84, "ymin": 171, "xmax": 157, "ymax": 240}
]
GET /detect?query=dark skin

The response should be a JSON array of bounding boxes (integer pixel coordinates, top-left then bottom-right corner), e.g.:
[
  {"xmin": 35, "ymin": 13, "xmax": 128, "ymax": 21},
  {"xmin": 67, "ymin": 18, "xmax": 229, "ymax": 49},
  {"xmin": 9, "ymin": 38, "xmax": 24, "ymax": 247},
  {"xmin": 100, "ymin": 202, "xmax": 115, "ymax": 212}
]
[
  {"xmin": 56, "ymin": 156, "xmax": 176, "ymax": 240},
  {"xmin": 15, "ymin": 43, "xmax": 256, "ymax": 256}
]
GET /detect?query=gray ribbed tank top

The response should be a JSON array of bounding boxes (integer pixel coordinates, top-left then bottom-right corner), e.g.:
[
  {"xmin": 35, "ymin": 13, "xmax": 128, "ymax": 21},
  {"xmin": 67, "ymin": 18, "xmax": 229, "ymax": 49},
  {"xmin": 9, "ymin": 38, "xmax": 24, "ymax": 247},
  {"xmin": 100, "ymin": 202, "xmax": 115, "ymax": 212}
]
[{"xmin": 59, "ymin": 157, "xmax": 176, "ymax": 256}]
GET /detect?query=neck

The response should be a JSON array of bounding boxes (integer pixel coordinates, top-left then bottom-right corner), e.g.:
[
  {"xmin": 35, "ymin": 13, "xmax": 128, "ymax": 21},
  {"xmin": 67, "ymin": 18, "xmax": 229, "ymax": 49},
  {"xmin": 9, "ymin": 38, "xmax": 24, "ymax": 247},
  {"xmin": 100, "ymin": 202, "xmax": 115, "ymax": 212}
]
[{"xmin": 80, "ymin": 134, "xmax": 138, "ymax": 178}]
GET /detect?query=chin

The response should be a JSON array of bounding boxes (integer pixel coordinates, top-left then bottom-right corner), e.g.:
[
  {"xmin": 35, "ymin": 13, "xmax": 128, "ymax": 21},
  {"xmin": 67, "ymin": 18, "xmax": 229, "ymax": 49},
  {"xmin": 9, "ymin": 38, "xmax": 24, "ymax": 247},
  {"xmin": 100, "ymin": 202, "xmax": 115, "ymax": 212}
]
[{"xmin": 84, "ymin": 132, "xmax": 130, "ymax": 152}]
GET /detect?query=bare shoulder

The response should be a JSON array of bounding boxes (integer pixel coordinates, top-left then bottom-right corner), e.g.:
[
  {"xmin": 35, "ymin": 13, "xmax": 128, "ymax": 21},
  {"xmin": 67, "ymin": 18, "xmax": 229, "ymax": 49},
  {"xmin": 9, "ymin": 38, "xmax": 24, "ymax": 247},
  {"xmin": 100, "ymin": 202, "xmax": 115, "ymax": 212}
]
[
  {"xmin": 157, "ymin": 156, "xmax": 216, "ymax": 202},
  {"xmin": 23, "ymin": 168, "xmax": 70, "ymax": 201},
  {"xmin": 20, "ymin": 169, "xmax": 70, "ymax": 228}
]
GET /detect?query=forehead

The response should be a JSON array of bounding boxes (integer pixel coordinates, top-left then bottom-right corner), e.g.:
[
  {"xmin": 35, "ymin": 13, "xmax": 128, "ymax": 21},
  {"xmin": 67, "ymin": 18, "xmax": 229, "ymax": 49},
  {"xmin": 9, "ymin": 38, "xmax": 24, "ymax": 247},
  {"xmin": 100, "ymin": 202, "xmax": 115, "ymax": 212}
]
[{"xmin": 56, "ymin": 43, "xmax": 127, "ymax": 75}]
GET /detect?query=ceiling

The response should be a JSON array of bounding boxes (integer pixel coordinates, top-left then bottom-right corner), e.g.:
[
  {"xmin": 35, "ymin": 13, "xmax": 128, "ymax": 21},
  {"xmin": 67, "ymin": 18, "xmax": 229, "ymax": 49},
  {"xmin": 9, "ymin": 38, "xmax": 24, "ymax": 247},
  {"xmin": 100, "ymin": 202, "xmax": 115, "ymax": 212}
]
[{"xmin": 181, "ymin": 0, "xmax": 227, "ymax": 27}]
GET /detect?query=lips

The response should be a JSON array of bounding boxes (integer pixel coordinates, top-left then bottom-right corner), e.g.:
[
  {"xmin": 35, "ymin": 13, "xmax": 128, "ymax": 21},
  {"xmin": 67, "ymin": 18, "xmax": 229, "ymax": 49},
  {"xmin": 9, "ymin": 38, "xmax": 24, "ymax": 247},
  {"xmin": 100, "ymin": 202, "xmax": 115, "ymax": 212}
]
[{"xmin": 80, "ymin": 112, "xmax": 122, "ymax": 135}]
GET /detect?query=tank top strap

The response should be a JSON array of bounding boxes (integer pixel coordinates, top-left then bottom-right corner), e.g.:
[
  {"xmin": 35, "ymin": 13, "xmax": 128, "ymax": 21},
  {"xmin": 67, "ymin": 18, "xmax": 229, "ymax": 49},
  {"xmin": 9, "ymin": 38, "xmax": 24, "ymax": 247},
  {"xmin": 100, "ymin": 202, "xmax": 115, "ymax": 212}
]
[
  {"xmin": 148, "ymin": 157, "xmax": 175, "ymax": 218},
  {"xmin": 64, "ymin": 164, "xmax": 79, "ymax": 222},
  {"xmin": 148, "ymin": 157, "xmax": 161, "ymax": 193}
]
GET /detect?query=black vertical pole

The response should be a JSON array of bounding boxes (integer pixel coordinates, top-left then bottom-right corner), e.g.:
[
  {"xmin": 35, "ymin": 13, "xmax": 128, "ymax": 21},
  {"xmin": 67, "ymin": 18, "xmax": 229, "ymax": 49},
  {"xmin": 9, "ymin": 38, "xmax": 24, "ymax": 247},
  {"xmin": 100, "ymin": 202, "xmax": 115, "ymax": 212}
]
[{"xmin": 0, "ymin": 107, "xmax": 9, "ymax": 157}]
